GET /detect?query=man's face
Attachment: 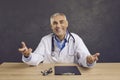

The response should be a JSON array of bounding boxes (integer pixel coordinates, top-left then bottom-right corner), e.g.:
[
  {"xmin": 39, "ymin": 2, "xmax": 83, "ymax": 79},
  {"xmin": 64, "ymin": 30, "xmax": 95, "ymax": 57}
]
[{"xmin": 51, "ymin": 15, "xmax": 68, "ymax": 39}]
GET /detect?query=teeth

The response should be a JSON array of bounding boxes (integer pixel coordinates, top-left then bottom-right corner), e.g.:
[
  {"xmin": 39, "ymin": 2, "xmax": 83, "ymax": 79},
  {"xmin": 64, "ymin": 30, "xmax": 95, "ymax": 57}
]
[{"xmin": 56, "ymin": 29, "xmax": 60, "ymax": 32}]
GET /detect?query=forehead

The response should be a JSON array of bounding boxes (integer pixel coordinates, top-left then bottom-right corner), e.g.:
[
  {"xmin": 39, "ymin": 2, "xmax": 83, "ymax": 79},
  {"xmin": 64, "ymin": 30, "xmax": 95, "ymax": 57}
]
[{"xmin": 52, "ymin": 15, "xmax": 66, "ymax": 21}]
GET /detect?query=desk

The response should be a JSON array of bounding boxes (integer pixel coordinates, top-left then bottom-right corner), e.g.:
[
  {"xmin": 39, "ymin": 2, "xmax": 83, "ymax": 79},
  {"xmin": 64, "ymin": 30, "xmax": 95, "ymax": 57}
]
[{"xmin": 0, "ymin": 62, "xmax": 120, "ymax": 80}]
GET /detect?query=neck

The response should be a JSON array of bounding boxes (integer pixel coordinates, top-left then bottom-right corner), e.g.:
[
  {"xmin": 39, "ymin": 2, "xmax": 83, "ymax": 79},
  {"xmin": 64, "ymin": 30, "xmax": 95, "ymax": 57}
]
[
  {"xmin": 57, "ymin": 35, "xmax": 65, "ymax": 41},
  {"xmin": 55, "ymin": 31, "xmax": 67, "ymax": 41}
]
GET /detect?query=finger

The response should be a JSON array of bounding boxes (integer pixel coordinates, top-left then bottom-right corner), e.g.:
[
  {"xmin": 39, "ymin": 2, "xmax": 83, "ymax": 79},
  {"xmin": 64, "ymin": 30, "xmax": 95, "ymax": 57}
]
[
  {"xmin": 18, "ymin": 48, "xmax": 26, "ymax": 52},
  {"xmin": 23, "ymin": 48, "xmax": 32, "ymax": 56},
  {"xmin": 21, "ymin": 41, "xmax": 27, "ymax": 48},
  {"xmin": 92, "ymin": 53, "xmax": 99, "ymax": 61},
  {"xmin": 28, "ymin": 48, "xmax": 32, "ymax": 53},
  {"xmin": 95, "ymin": 57, "xmax": 98, "ymax": 61},
  {"xmin": 93, "ymin": 53, "xmax": 100, "ymax": 57}
]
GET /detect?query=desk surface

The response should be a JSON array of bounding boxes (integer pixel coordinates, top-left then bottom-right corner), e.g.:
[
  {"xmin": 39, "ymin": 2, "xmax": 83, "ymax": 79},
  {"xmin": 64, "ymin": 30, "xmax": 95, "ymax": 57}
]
[{"xmin": 0, "ymin": 62, "xmax": 120, "ymax": 80}]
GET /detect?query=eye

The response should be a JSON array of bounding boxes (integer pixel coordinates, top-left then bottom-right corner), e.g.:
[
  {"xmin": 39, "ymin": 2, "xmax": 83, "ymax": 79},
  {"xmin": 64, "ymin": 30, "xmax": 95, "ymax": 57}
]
[
  {"xmin": 60, "ymin": 20, "xmax": 64, "ymax": 24},
  {"xmin": 53, "ymin": 21, "xmax": 57, "ymax": 25}
]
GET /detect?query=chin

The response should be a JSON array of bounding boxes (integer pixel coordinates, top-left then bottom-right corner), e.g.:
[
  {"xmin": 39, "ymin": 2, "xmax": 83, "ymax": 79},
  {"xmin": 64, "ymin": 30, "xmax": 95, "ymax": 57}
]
[{"xmin": 54, "ymin": 31, "xmax": 65, "ymax": 36}]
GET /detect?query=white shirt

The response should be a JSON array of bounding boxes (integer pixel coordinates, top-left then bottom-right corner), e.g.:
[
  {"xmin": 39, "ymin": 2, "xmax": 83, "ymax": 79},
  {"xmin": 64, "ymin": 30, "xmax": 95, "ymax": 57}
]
[{"xmin": 22, "ymin": 33, "xmax": 95, "ymax": 67}]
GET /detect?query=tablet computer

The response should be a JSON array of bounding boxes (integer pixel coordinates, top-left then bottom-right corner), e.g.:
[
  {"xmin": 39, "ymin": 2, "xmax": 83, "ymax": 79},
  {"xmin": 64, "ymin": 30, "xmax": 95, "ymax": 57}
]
[{"xmin": 54, "ymin": 66, "xmax": 81, "ymax": 75}]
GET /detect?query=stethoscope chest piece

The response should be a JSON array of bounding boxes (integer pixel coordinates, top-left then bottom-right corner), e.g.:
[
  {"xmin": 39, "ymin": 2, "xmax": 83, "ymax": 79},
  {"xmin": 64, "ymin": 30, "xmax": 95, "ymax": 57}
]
[{"xmin": 51, "ymin": 52, "xmax": 55, "ymax": 57}]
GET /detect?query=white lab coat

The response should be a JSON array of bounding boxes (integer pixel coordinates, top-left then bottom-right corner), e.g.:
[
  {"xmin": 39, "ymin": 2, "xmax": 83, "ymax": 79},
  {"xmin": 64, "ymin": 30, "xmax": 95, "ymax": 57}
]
[{"xmin": 22, "ymin": 33, "xmax": 95, "ymax": 67}]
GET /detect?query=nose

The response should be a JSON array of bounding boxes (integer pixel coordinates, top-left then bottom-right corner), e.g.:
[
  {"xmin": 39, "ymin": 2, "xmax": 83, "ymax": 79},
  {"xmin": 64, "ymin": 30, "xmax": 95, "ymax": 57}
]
[{"xmin": 56, "ymin": 23, "xmax": 61, "ymax": 28}]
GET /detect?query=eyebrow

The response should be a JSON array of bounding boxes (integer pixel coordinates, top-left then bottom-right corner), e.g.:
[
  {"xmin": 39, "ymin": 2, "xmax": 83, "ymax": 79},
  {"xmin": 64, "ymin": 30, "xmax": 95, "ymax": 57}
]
[
  {"xmin": 60, "ymin": 20, "xmax": 64, "ymax": 22},
  {"xmin": 53, "ymin": 20, "xmax": 64, "ymax": 24}
]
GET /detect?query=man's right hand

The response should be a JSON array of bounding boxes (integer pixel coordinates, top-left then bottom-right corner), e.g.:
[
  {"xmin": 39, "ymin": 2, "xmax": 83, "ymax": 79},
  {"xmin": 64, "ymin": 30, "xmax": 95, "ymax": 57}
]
[{"xmin": 18, "ymin": 42, "xmax": 32, "ymax": 57}]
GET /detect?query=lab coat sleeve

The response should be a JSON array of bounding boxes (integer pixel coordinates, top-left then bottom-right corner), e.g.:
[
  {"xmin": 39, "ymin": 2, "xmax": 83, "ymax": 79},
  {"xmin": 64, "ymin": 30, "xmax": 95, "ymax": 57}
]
[
  {"xmin": 22, "ymin": 38, "xmax": 45, "ymax": 66},
  {"xmin": 74, "ymin": 34, "xmax": 95, "ymax": 68}
]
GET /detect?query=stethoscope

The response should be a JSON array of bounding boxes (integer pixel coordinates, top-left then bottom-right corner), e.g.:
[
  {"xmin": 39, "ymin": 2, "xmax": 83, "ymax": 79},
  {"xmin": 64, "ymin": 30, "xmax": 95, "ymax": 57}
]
[{"xmin": 51, "ymin": 31, "xmax": 75, "ymax": 57}]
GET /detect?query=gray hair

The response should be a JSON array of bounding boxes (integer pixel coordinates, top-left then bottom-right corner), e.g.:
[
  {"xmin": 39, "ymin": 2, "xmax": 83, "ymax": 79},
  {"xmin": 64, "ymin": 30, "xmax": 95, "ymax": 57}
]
[{"xmin": 50, "ymin": 13, "xmax": 67, "ymax": 24}]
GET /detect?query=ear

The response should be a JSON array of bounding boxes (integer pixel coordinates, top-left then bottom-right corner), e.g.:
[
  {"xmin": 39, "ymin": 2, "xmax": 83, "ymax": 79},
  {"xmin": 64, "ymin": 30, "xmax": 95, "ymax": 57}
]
[
  {"xmin": 66, "ymin": 20, "xmax": 68, "ymax": 28},
  {"xmin": 50, "ymin": 23, "xmax": 53, "ymax": 28}
]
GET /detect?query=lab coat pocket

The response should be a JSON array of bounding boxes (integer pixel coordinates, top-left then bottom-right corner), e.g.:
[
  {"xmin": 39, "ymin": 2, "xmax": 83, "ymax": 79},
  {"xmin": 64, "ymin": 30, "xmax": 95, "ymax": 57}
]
[
  {"xmin": 68, "ymin": 44, "xmax": 75, "ymax": 56},
  {"xmin": 66, "ymin": 53, "xmax": 74, "ymax": 63}
]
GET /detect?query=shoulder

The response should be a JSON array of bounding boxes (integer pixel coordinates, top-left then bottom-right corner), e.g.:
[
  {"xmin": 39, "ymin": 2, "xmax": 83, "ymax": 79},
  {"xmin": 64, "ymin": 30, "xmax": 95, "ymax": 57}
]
[
  {"xmin": 41, "ymin": 33, "xmax": 53, "ymax": 41},
  {"xmin": 71, "ymin": 33, "xmax": 82, "ymax": 40},
  {"xmin": 70, "ymin": 32, "xmax": 84, "ymax": 44}
]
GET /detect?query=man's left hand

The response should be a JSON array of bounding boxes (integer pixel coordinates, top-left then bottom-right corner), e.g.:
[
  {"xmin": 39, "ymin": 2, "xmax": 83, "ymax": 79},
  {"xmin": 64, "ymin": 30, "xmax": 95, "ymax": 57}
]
[{"xmin": 87, "ymin": 53, "xmax": 100, "ymax": 64}]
